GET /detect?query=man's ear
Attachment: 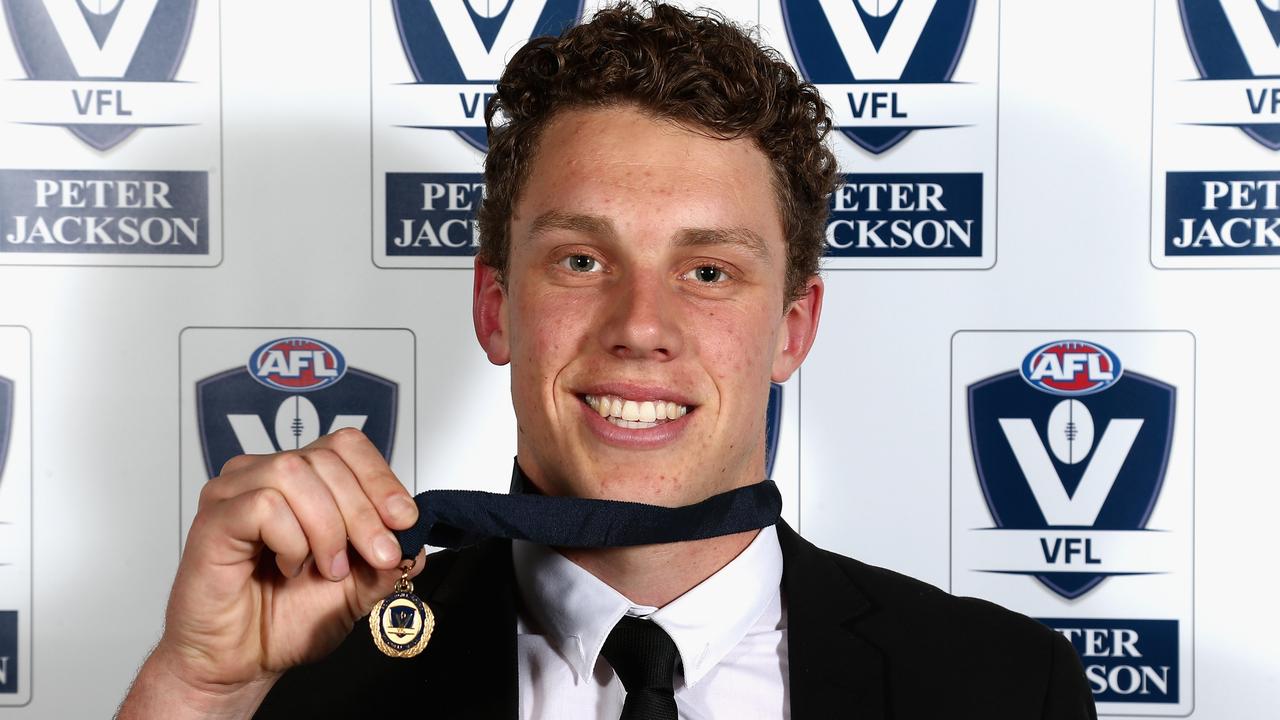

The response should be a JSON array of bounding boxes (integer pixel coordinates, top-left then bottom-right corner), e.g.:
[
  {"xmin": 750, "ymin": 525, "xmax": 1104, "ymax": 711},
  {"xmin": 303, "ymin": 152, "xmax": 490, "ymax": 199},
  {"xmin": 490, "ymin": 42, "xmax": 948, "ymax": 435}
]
[
  {"xmin": 771, "ymin": 274, "xmax": 823, "ymax": 382},
  {"xmin": 473, "ymin": 257, "xmax": 511, "ymax": 366}
]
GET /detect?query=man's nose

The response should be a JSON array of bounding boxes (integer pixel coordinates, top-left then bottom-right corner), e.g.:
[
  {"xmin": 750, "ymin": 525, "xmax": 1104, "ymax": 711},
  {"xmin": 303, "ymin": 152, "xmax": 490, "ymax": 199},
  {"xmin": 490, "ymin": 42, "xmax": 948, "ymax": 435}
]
[{"xmin": 598, "ymin": 273, "xmax": 683, "ymax": 361}]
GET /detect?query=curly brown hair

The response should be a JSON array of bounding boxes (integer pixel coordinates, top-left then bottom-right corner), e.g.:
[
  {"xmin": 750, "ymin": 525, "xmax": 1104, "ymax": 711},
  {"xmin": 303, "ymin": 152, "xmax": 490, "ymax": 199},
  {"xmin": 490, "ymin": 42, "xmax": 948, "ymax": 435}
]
[{"xmin": 477, "ymin": 1, "xmax": 837, "ymax": 302}]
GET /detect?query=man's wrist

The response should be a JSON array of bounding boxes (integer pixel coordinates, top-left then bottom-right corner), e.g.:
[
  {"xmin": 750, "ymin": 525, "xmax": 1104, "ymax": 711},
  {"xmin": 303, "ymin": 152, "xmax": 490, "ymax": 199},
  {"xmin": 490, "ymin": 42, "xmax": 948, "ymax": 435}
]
[{"xmin": 117, "ymin": 645, "xmax": 278, "ymax": 720}]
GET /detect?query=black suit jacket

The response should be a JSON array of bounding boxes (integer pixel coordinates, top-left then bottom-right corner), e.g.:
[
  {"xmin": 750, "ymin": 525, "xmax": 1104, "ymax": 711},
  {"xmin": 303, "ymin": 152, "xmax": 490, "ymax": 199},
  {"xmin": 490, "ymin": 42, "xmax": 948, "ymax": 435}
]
[{"xmin": 257, "ymin": 522, "xmax": 1097, "ymax": 719}]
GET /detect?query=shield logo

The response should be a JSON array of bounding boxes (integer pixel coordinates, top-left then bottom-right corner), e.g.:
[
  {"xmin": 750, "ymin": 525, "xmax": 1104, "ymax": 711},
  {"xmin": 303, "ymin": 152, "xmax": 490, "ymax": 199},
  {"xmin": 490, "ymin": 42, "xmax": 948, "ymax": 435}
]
[
  {"xmin": 391, "ymin": 0, "xmax": 582, "ymax": 152},
  {"xmin": 1179, "ymin": 0, "xmax": 1280, "ymax": 150},
  {"xmin": 0, "ymin": 375, "xmax": 12, "ymax": 485},
  {"xmin": 0, "ymin": 610, "xmax": 15, "ymax": 694},
  {"xmin": 196, "ymin": 366, "xmax": 399, "ymax": 479},
  {"xmin": 967, "ymin": 370, "xmax": 1175, "ymax": 599},
  {"xmin": 2, "ymin": 0, "xmax": 199, "ymax": 150},
  {"xmin": 781, "ymin": 0, "xmax": 977, "ymax": 154}
]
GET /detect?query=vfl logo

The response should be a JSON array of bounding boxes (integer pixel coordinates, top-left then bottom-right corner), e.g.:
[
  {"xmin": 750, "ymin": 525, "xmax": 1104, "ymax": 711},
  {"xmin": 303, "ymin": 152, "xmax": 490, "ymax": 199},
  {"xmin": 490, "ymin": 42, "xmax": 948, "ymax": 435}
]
[
  {"xmin": 0, "ymin": 611, "xmax": 14, "ymax": 695},
  {"xmin": 0, "ymin": 375, "xmax": 11, "ymax": 485},
  {"xmin": 392, "ymin": 0, "xmax": 582, "ymax": 151},
  {"xmin": 2, "ymin": 0, "xmax": 198, "ymax": 150},
  {"xmin": 196, "ymin": 337, "xmax": 398, "ymax": 477},
  {"xmin": 782, "ymin": 0, "xmax": 977, "ymax": 153},
  {"xmin": 1180, "ymin": 0, "xmax": 1280, "ymax": 149},
  {"xmin": 968, "ymin": 341, "xmax": 1175, "ymax": 599}
]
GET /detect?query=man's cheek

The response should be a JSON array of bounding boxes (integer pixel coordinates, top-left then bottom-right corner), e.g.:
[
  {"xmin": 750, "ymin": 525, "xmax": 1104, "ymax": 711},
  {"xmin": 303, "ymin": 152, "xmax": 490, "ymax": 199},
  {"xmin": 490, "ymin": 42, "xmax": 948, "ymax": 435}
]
[
  {"xmin": 705, "ymin": 321, "xmax": 770, "ymax": 375},
  {"xmin": 525, "ymin": 308, "xmax": 593, "ymax": 357}
]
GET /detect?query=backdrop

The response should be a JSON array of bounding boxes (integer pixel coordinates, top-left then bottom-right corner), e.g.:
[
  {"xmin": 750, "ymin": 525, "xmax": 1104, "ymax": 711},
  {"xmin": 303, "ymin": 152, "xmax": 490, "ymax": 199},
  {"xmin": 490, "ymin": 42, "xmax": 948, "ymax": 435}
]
[{"xmin": 0, "ymin": 0, "xmax": 1277, "ymax": 716}]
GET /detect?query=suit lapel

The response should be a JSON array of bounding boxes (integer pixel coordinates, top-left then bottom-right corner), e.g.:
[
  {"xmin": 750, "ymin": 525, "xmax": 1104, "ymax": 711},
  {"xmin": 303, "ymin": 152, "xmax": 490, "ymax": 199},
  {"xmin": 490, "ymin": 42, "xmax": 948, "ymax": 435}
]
[
  {"xmin": 778, "ymin": 522, "xmax": 887, "ymax": 720},
  {"xmin": 416, "ymin": 538, "xmax": 520, "ymax": 719}
]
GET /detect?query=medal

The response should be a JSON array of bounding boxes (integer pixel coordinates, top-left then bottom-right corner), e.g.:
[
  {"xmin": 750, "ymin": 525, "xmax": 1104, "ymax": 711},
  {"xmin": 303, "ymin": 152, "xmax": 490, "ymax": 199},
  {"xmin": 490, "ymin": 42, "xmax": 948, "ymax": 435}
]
[
  {"xmin": 382, "ymin": 465, "xmax": 781, "ymax": 656},
  {"xmin": 369, "ymin": 560, "xmax": 434, "ymax": 658}
]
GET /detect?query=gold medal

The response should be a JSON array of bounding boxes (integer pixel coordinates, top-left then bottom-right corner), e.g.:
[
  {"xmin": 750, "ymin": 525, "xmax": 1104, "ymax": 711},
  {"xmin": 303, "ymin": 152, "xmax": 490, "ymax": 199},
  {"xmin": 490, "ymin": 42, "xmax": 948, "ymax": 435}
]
[{"xmin": 369, "ymin": 560, "xmax": 434, "ymax": 658}]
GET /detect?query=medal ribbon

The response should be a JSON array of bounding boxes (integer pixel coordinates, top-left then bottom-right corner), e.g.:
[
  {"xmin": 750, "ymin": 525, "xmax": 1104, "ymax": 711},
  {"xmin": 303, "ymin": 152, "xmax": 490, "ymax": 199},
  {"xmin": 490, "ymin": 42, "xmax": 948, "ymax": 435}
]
[{"xmin": 394, "ymin": 462, "xmax": 782, "ymax": 558}]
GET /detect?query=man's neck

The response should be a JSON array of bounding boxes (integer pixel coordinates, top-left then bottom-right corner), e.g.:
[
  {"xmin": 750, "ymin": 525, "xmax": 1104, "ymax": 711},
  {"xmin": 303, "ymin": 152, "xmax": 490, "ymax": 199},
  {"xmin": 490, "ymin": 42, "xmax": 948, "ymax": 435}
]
[{"xmin": 556, "ymin": 528, "xmax": 760, "ymax": 607}]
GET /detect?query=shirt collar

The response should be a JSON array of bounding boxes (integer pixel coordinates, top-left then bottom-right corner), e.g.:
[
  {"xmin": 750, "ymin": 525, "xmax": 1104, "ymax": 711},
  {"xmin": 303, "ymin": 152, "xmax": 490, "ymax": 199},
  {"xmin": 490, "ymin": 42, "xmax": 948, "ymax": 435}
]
[{"xmin": 512, "ymin": 524, "xmax": 783, "ymax": 688}]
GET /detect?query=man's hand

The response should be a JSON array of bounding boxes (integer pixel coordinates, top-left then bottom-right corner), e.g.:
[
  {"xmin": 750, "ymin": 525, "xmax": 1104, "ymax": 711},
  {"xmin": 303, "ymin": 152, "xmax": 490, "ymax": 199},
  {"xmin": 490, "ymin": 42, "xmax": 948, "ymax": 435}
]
[{"xmin": 118, "ymin": 428, "xmax": 424, "ymax": 719}]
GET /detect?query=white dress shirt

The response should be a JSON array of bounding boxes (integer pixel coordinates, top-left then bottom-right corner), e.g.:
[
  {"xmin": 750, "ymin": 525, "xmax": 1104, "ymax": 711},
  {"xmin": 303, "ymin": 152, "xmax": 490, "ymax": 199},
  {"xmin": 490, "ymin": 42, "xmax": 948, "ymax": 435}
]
[{"xmin": 512, "ymin": 525, "xmax": 789, "ymax": 719}]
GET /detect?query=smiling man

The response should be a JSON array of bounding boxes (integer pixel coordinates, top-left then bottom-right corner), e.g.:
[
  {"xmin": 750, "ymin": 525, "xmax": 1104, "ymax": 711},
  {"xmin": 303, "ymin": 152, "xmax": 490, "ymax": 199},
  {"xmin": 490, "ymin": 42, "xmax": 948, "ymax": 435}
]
[{"xmin": 119, "ymin": 4, "xmax": 1095, "ymax": 719}]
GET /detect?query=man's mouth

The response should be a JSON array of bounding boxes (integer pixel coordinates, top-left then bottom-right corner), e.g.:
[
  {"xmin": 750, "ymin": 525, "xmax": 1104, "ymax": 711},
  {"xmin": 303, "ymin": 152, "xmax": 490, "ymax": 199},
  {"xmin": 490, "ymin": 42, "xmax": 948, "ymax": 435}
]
[{"xmin": 583, "ymin": 394, "xmax": 690, "ymax": 429}]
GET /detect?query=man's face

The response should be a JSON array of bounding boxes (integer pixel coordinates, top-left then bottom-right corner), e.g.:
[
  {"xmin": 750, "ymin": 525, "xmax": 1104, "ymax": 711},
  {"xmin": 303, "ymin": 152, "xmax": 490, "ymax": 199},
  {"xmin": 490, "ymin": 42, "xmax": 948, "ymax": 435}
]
[{"xmin": 474, "ymin": 105, "xmax": 821, "ymax": 505}]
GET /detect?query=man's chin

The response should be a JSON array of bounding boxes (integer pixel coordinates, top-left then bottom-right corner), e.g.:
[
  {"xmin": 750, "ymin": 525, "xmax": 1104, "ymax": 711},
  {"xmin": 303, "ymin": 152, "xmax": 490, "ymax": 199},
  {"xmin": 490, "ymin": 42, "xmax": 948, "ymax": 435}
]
[{"xmin": 560, "ymin": 459, "xmax": 720, "ymax": 507}]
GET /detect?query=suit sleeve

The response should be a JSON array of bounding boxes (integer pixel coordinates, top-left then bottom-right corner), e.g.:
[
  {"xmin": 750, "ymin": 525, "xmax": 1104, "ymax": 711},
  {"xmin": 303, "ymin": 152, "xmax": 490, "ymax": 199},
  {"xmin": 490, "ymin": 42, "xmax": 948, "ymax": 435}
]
[{"xmin": 1041, "ymin": 631, "xmax": 1098, "ymax": 720}]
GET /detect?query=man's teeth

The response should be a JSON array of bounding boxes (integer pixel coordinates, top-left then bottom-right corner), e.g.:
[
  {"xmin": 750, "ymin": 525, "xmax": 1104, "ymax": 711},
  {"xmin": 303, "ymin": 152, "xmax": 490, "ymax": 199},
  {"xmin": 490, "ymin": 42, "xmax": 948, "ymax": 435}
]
[{"xmin": 584, "ymin": 395, "xmax": 688, "ymax": 427}]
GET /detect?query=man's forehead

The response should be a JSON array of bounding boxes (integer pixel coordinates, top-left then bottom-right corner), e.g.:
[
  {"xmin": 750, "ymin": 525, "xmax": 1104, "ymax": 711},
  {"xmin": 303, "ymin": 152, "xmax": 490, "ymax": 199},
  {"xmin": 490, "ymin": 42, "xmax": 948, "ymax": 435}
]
[
  {"xmin": 541, "ymin": 106, "xmax": 771, "ymax": 170},
  {"xmin": 526, "ymin": 210, "xmax": 772, "ymax": 263}
]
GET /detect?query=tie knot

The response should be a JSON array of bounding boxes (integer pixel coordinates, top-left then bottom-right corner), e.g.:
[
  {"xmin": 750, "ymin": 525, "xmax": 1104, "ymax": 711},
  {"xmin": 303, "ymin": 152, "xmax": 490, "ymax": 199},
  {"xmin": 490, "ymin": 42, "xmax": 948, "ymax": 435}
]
[{"xmin": 601, "ymin": 616, "xmax": 680, "ymax": 719}]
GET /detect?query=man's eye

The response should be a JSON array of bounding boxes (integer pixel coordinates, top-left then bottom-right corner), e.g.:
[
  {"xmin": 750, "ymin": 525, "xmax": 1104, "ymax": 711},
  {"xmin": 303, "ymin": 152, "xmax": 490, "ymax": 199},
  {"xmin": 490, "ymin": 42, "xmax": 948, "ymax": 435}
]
[
  {"xmin": 560, "ymin": 254, "xmax": 601, "ymax": 273},
  {"xmin": 688, "ymin": 265, "xmax": 728, "ymax": 283}
]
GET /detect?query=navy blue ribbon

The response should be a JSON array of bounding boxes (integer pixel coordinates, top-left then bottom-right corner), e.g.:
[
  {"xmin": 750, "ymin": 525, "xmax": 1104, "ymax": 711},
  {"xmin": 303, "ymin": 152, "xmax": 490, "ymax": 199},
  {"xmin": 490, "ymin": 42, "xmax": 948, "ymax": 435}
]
[{"xmin": 395, "ymin": 463, "xmax": 782, "ymax": 558}]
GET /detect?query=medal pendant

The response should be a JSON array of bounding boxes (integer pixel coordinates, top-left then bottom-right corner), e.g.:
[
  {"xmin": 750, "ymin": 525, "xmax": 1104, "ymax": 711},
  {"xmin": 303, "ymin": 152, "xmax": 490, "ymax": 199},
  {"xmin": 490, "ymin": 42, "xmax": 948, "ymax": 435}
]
[{"xmin": 369, "ymin": 562, "xmax": 434, "ymax": 658}]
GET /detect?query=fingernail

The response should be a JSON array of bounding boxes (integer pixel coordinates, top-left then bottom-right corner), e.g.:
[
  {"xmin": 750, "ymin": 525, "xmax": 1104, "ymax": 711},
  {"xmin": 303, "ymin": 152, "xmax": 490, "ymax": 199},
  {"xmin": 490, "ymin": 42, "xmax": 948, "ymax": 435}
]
[
  {"xmin": 330, "ymin": 549, "xmax": 349, "ymax": 579},
  {"xmin": 373, "ymin": 532, "xmax": 400, "ymax": 566},
  {"xmin": 389, "ymin": 495, "xmax": 417, "ymax": 524}
]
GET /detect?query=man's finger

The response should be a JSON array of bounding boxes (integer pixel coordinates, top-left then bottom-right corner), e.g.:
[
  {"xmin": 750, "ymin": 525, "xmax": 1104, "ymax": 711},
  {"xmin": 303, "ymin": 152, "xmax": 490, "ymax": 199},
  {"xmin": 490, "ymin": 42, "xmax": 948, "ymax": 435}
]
[
  {"xmin": 199, "ymin": 454, "xmax": 273, "ymax": 507},
  {"xmin": 321, "ymin": 428, "xmax": 418, "ymax": 530},
  {"xmin": 301, "ymin": 446, "xmax": 403, "ymax": 571},
  {"xmin": 259, "ymin": 452, "xmax": 352, "ymax": 581},
  {"xmin": 218, "ymin": 452, "xmax": 266, "ymax": 478},
  {"xmin": 187, "ymin": 486, "xmax": 309, "ymax": 579}
]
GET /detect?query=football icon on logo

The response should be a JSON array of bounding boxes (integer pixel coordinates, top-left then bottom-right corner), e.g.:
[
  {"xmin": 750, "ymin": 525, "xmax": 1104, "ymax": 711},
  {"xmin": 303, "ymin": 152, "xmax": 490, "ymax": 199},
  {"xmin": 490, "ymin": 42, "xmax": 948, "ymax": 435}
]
[
  {"xmin": 466, "ymin": 0, "xmax": 511, "ymax": 17},
  {"xmin": 82, "ymin": 0, "xmax": 123, "ymax": 14},
  {"xmin": 1047, "ymin": 398, "xmax": 1094, "ymax": 465},
  {"xmin": 273, "ymin": 395, "xmax": 322, "ymax": 452},
  {"xmin": 855, "ymin": 0, "xmax": 902, "ymax": 16}
]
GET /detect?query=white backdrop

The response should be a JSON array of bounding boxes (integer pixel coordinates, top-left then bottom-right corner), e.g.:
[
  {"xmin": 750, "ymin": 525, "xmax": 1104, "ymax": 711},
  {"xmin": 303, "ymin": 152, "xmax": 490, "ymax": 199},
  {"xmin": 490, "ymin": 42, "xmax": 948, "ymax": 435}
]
[{"xmin": 0, "ymin": 0, "xmax": 1277, "ymax": 716}]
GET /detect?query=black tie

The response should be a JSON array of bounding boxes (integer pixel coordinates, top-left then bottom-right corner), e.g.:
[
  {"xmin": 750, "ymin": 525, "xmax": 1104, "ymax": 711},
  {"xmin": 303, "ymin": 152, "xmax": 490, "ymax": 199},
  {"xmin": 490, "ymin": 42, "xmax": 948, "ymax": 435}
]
[{"xmin": 601, "ymin": 616, "xmax": 680, "ymax": 720}]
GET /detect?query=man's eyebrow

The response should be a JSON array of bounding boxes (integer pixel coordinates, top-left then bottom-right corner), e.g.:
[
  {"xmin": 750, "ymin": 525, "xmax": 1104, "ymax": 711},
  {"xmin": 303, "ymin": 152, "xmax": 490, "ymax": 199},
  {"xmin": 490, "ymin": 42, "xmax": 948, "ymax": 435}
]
[
  {"xmin": 674, "ymin": 226, "xmax": 771, "ymax": 263},
  {"xmin": 526, "ymin": 211, "xmax": 770, "ymax": 263},
  {"xmin": 527, "ymin": 211, "xmax": 617, "ymax": 241}
]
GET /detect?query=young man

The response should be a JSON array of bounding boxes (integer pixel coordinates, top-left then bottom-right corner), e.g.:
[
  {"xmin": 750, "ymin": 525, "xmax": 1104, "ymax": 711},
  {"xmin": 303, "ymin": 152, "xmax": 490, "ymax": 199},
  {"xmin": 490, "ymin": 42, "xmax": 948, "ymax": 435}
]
[{"xmin": 120, "ymin": 4, "xmax": 1095, "ymax": 718}]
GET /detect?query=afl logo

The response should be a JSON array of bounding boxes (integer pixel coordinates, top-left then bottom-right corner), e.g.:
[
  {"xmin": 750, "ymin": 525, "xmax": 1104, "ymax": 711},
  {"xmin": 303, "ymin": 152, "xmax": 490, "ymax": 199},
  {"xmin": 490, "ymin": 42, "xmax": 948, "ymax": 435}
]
[
  {"xmin": 247, "ymin": 337, "xmax": 347, "ymax": 392},
  {"xmin": 1020, "ymin": 340, "xmax": 1122, "ymax": 397}
]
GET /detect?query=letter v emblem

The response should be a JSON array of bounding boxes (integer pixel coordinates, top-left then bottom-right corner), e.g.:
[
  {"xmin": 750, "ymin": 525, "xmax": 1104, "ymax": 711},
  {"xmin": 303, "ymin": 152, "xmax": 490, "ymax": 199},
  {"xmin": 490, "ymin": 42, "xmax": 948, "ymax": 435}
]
[
  {"xmin": 1220, "ymin": 0, "xmax": 1280, "ymax": 76},
  {"xmin": 39, "ymin": 0, "xmax": 161, "ymax": 78},
  {"xmin": 429, "ymin": 0, "xmax": 546, "ymax": 79},
  {"xmin": 816, "ymin": 0, "xmax": 938, "ymax": 79},
  {"xmin": 998, "ymin": 417, "xmax": 1143, "ymax": 526},
  {"xmin": 226, "ymin": 397, "xmax": 369, "ymax": 454}
]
